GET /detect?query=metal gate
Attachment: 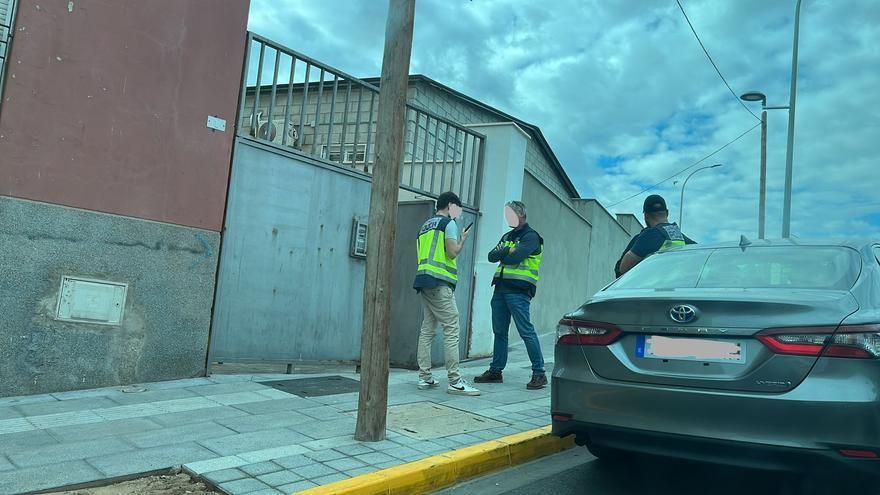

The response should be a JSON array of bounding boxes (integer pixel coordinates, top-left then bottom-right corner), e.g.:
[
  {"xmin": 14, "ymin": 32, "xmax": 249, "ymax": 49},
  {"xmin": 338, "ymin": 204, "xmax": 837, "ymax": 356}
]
[
  {"xmin": 208, "ymin": 140, "xmax": 372, "ymax": 365},
  {"xmin": 208, "ymin": 140, "xmax": 476, "ymax": 367},
  {"xmin": 389, "ymin": 201, "xmax": 476, "ymax": 368}
]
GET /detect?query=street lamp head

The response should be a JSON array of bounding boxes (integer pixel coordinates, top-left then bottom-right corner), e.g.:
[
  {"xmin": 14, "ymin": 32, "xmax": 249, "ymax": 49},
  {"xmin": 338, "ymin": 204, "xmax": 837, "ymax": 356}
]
[
  {"xmin": 740, "ymin": 91, "xmax": 767, "ymax": 105},
  {"xmin": 679, "ymin": 163, "xmax": 723, "ymax": 229}
]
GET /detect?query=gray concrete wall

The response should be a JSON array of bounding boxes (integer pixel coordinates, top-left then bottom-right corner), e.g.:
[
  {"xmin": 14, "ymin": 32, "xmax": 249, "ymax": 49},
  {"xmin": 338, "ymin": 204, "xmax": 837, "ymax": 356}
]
[
  {"xmin": 408, "ymin": 81, "xmax": 575, "ymax": 207},
  {"xmin": 407, "ymin": 83, "xmax": 505, "ymax": 128},
  {"xmin": 0, "ymin": 196, "xmax": 220, "ymax": 398},
  {"xmin": 616, "ymin": 213, "xmax": 645, "ymax": 237},
  {"xmin": 524, "ymin": 139, "xmax": 573, "ymax": 204},
  {"xmin": 520, "ymin": 172, "xmax": 593, "ymax": 337},
  {"xmin": 466, "ymin": 123, "xmax": 529, "ymax": 357},
  {"xmin": 573, "ymin": 199, "xmax": 636, "ymax": 295}
]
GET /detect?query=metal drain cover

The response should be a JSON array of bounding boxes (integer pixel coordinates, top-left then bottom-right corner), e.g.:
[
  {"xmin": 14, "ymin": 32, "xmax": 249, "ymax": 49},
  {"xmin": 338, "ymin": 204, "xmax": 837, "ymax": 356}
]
[
  {"xmin": 259, "ymin": 376, "xmax": 361, "ymax": 397},
  {"xmin": 381, "ymin": 402, "xmax": 507, "ymax": 440}
]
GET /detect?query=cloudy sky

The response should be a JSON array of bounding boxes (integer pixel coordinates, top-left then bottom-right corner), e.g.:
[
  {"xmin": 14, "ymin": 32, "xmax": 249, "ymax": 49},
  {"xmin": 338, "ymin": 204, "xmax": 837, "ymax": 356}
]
[{"xmin": 248, "ymin": 0, "xmax": 879, "ymax": 243}]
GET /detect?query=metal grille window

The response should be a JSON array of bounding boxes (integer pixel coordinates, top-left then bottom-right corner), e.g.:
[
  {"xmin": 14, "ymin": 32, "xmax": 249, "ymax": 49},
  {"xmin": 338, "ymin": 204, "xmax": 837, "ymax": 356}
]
[{"xmin": 237, "ymin": 33, "xmax": 485, "ymax": 209}]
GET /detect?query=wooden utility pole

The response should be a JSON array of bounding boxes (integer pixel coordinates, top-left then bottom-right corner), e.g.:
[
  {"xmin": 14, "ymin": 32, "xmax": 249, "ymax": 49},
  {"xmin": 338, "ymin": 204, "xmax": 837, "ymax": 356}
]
[{"xmin": 355, "ymin": 0, "xmax": 416, "ymax": 442}]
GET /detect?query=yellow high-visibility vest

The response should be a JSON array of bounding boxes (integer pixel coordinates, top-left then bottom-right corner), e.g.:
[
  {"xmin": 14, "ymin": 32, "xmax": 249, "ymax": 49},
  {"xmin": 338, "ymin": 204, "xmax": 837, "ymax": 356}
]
[
  {"xmin": 494, "ymin": 238, "xmax": 543, "ymax": 285},
  {"xmin": 416, "ymin": 216, "xmax": 458, "ymax": 285}
]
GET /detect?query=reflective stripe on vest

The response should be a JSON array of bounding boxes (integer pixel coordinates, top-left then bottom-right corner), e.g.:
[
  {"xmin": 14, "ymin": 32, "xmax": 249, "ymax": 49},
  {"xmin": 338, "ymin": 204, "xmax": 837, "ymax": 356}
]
[
  {"xmin": 494, "ymin": 240, "xmax": 543, "ymax": 285},
  {"xmin": 659, "ymin": 239, "xmax": 686, "ymax": 252},
  {"xmin": 416, "ymin": 219, "xmax": 457, "ymax": 285},
  {"xmin": 656, "ymin": 224, "xmax": 686, "ymax": 253}
]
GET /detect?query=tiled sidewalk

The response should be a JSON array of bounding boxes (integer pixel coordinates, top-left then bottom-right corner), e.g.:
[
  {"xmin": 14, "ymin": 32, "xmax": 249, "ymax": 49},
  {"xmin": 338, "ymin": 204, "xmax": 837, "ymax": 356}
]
[{"xmin": 0, "ymin": 335, "xmax": 555, "ymax": 495}]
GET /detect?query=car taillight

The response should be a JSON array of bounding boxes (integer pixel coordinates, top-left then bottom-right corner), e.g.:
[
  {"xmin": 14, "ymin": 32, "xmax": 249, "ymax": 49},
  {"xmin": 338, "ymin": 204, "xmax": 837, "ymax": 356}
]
[
  {"xmin": 557, "ymin": 319, "xmax": 622, "ymax": 345},
  {"xmin": 757, "ymin": 324, "xmax": 880, "ymax": 359},
  {"xmin": 839, "ymin": 449, "xmax": 879, "ymax": 459}
]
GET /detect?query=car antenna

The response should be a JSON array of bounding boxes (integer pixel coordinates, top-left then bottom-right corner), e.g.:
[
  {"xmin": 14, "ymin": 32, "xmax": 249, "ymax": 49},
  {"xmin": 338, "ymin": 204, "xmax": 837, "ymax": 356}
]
[{"xmin": 739, "ymin": 235, "xmax": 752, "ymax": 251}]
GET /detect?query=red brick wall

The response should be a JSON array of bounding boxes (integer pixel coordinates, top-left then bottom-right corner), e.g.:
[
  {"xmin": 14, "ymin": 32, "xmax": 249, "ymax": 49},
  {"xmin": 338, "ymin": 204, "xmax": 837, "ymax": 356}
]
[{"xmin": 0, "ymin": 0, "xmax": 250, "ymax": 231}]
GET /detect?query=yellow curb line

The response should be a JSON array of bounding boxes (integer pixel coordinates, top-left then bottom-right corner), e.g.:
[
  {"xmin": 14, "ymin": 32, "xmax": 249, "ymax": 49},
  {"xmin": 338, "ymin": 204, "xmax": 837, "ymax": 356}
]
[{"xmin": 293, "ymin": 426, "xmax": 576, "ymax": 495}]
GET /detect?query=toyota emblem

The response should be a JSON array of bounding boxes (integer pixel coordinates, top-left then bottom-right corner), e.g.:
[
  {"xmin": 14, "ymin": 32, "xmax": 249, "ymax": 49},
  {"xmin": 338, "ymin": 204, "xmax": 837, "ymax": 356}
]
[{"xmin": 669, "ymin": 304, "xmax": 699, "ymax": 323}]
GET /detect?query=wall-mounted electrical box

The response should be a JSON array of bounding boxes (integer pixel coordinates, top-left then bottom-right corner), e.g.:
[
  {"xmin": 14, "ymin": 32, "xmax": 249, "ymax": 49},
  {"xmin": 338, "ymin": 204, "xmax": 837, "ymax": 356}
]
[
  {"xmin": 350, "ymin": 218, "xmax": 368, "ymax": 259},
  {"xmin": 56, "ymin": 277, "xmax": 127, "ymax": 325}
]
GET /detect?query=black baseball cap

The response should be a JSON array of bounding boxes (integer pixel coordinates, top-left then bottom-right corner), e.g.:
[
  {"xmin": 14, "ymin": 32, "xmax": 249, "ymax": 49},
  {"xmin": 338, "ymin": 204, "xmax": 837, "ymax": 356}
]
[{"xmin": 643, "ymin": 194, "xmax": 668, "ymax": 213}]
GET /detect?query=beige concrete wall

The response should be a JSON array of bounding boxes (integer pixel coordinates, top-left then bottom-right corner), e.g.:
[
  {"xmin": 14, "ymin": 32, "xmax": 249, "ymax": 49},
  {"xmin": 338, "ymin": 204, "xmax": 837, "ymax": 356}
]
[{"xmin": 521, "ymin": 172, "xmax": 592, "ymax": 336}]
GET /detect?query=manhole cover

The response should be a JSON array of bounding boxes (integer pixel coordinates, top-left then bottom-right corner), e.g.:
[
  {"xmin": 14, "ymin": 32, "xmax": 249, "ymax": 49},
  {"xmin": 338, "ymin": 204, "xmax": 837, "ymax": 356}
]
[
  {"xmin": 259, "ymin": 376, "xmax": 361, "ymax": 398},
  {"xmin": 375, "ymin": 402, "xmax": 507, "ymax": 440}
]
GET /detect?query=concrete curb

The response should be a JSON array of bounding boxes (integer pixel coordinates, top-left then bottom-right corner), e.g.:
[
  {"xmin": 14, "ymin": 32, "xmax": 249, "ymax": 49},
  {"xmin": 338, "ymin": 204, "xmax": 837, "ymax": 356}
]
[{"xmin": 293, "ymin": 426, "xmax": 575, "ymax": 495}]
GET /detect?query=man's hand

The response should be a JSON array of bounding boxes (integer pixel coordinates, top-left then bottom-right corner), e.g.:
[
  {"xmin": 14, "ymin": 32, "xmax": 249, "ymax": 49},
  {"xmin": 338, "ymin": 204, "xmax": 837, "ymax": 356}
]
[{"xmin": 461, "ymin": 228, "xmax": 471, "ymax": 243}]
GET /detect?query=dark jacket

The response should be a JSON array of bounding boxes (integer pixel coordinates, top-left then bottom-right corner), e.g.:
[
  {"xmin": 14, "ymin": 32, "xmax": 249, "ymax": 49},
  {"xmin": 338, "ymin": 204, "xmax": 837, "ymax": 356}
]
[
  {"xmin": 488, "ymin": 223, "xmax": 542, "ymax": 298},
  {"xmin": 614, "ymin": 228, "xmax": 647, "ymax": 278},
  {"xmin": 614, "ymin": 224, "xmax": 696, "ymax": 277}
]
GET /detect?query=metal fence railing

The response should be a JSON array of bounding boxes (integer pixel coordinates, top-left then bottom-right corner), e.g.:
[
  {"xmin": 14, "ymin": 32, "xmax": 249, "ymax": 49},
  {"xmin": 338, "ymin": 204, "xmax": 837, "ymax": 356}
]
[
  {"xmin": 0, "ymin": 0, "xmax": 19, "ymax": 115},
  {"xmin": 237, "ymin": 32, "xmax": 485, "ymax": 208}
]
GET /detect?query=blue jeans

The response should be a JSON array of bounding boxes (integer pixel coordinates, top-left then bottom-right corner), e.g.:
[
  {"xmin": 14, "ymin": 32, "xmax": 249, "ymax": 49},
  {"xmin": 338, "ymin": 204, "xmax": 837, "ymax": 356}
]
[{"xmin": 489, "ymin": 290, "xmax": 545, "ymax": 376}]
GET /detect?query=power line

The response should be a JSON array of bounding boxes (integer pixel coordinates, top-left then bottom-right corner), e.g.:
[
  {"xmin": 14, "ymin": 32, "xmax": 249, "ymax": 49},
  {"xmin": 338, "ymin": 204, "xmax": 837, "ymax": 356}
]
[
  {"xmin": 676, "ymin": 0, "xmax": 761, "ymax": 122},
  {"xmin": 605, "ymin": 122, "xmax": 761, "ymax": 208}
]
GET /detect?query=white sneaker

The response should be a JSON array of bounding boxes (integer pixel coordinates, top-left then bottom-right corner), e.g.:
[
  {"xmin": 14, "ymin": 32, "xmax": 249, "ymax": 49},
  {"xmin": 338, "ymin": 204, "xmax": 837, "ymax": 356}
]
[
  {"xmin": 418, "ymin": 378, "xmax": 438, "ymax": 390},
  {"xmin": 448, "ymin": 379, "xmax": 481, "ymax": 396}
]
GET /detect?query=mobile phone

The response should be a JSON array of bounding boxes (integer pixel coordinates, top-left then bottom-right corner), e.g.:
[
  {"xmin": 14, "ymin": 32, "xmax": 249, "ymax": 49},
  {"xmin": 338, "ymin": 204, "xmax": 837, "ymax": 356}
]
[{"xmin": 465, "ymin": 222, "xmax": 474, "ymax": 232}]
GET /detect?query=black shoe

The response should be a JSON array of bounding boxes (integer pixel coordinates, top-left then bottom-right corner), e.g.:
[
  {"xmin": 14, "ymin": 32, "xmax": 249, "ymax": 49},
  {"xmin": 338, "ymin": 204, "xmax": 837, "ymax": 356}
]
[
  {"xmin": 526, "ymin": 374, "xmax": 547, "ymax": 390},
  {"xmin": 474, "ymin": 370, "xmax": 503, "ymax": 383}
]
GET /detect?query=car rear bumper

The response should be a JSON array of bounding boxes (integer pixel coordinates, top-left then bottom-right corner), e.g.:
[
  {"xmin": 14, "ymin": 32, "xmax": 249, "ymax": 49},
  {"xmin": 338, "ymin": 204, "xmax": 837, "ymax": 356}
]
[
  {"xmin": 550, "ymin": 352, "xmax": 880, "ymax": 478},
  {"xmin": 552, "ymin": 420, "xmax": 880, "ymax": 478}
]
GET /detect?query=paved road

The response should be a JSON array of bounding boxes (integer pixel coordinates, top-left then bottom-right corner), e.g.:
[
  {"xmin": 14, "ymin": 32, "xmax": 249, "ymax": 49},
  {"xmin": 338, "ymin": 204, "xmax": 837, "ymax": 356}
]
[{"xmin": 436, "ymin": 448, "xmax": 878, "ymax": 495}]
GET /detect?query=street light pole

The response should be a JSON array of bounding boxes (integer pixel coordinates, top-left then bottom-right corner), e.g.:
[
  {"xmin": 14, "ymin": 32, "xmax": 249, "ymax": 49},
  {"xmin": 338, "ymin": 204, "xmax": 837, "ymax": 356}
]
[
  {"xmin": 679, "ymin": 163, "xmax": 722, "ymax": 231},
  {"xmin": 782, "ymin": 0, "xmax": 803, "ymax": 239},
  {"xmin": 741, "ymin": 91, "xmax": 789, "ymax": 239},
  {"xmin": 759, "ymin": 110, "xmax": 767, "ymax": 239}
]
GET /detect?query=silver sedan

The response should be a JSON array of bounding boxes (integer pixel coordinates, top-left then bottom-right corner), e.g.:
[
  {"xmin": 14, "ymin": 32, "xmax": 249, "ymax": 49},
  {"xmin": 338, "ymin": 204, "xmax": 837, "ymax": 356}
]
[{"xmin": 551, "ymin": 239, "xmax": 880, "ymax": 480}]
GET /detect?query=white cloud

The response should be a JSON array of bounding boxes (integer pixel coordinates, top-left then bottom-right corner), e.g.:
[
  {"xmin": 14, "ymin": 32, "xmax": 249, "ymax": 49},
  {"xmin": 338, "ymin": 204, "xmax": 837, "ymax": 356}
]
[{"xmin": 248, "ymin": 0, "xmax": 880, "ymax": 243}]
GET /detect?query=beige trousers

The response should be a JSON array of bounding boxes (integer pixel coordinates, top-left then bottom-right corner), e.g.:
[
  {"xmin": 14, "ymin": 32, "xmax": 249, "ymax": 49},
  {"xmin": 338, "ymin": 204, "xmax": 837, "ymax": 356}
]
[{"xmin": 417, "ymin": 285, "xmax": 461, "ymax": 384}]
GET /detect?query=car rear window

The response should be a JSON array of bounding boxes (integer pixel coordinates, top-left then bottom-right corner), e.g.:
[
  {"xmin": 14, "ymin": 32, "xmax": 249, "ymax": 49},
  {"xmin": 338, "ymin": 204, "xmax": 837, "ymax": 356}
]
[{"xmin": 609, "ymin": 246, "xmax": 861, "ymax": 290}]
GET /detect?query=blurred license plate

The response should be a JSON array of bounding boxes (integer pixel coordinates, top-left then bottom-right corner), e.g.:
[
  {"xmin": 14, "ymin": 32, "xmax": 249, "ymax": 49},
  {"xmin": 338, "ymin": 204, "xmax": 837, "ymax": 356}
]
[{"xmin": 635, "ymin": 335, "xmax": 745, "ymax": 363}]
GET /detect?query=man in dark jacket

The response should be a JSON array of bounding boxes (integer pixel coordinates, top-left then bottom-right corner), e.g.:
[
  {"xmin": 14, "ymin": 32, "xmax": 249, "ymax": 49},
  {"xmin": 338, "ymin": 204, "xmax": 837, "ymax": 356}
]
[
  {"xmin": 617, "ymin": 194, "xmax": 695, "ymax": 276},
  {"xmin": 474, "ymin": 201, "xmax": 547, "ymax": 390}
]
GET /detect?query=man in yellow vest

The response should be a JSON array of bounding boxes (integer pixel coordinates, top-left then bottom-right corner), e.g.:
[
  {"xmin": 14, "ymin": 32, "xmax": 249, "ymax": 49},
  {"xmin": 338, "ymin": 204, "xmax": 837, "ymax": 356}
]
[
  {"xmin": 617, "ymin": 194, "xmax": 695, "ymax": 276},
  {"xmin": 474, "ymin": 201, "xmax": 547, "ymax": 390},
  {"xmin": 414, "ymin": 192, "xmax": 480, "ymax": 396}
]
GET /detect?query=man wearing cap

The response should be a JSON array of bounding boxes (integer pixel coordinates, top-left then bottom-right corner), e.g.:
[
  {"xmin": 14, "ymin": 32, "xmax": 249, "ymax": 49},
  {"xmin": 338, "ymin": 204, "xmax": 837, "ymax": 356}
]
[
  {"xmin": 617, "ymin": 194, "xmax": 695, "ymax": 276},
  {"xmin": 414, "ymin": 191, "xmax": 481, "ymax": 396}
]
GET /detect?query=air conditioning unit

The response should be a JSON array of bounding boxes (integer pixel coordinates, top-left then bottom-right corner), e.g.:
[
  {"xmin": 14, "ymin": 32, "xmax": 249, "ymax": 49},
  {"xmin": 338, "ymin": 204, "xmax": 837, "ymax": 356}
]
[{"xmin": 249, "ymin": 110, "xmax": 299, "ymax": 145}]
